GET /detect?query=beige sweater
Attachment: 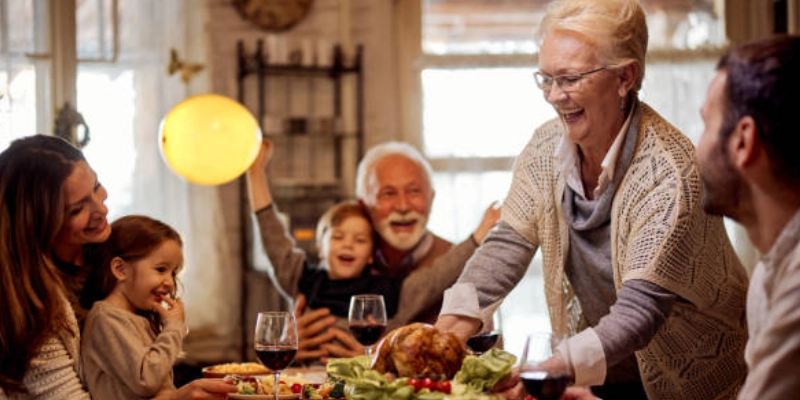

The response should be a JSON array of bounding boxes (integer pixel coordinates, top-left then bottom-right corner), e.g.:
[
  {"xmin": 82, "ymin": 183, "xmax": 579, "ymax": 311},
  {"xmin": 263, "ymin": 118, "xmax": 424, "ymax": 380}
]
[
  {"xmin": 503, "ymin": 103, "xmax": 749, "ymax": 399},
  {"xmin": 81, "ymin": 301, "xmax": 184, "ymax": 400},
  {"xmin": 0, "ymin": 294, "xmax": 90, "ymax": 400}
]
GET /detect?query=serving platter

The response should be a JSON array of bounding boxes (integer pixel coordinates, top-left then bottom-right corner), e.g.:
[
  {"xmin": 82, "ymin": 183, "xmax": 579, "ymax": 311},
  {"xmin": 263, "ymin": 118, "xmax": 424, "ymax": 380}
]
[
  {"xmin": 229, "ymin": 394, "xmax": 300, "ymax": 400},
  {"xmin": 285, "ymin": 366, "xmax": 327, "ymax": 384}
]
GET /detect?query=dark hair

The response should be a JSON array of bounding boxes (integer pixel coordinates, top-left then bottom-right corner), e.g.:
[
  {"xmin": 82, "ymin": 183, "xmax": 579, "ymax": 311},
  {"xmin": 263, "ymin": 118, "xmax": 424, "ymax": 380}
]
[
  {"xmin": 0, "ymin": 134, "xmax": 86, "ymax": 394},
  {"xmin": 717, "ymin": 34, "xmax": 800, "ymax": 184},
  {"xmin": 82, "ymin": 215, "xmax": 183, "ymax": 331}
]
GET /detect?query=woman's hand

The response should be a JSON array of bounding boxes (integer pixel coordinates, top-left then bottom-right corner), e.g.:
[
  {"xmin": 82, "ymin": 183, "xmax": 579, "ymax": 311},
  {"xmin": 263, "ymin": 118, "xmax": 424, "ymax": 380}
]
[
  {"xmin": 293, "ymin": 294, "xmax": 337, "ymax": 363},
  {"xmin": 156, "ymin": 378, "xmax": 238, "ymax": 400},
  {"xmin": 434, "ymin": 314, "xmax": 481, "ymax": 342},
  {"xmin": 321, "ymin": 327, "xmax": 366, "ymax": 363},
  {"xmin": 559, "ymin": 387, "xmax": 597, "ymax": 400},
  {"xmin": 491, "ymin": 367, "xmax": 525, "ymax": 400}
]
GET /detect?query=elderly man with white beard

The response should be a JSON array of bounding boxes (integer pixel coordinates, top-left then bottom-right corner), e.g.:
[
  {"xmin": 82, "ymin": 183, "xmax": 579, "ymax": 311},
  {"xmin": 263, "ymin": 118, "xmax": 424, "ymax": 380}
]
[
  {"xmin": 356, "ymin": 142, "xmax": 483, "ymax": 278},
  {"xmin": 290, "ymin": 141, "xmax": 500, "ymax": 363},
  {"xmin": 352, "ymin": 141, "xmax": 501, "ymax": 324}
]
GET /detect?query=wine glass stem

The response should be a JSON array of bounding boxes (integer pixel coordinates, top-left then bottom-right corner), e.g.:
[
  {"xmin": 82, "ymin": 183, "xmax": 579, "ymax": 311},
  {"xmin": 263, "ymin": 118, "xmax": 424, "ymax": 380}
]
[
  {"xmin": 273, "ymin": 372, "xmax": 280, "ymax": 400},
  {"xmin": 365, "ymin": 345, "xmax": 372, "ymax": 358}
]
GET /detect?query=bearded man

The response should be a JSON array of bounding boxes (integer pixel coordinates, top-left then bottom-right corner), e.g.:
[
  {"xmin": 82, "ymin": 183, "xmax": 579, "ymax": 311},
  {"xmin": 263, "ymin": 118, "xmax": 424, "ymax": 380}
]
[
  {"xmin": 695, "ymin": 35, "xmax": 800, "ymax": 400},
  {"xmin": 291, "ymin": 141, "xmax": 499, "ymax": 363},
  {"xmin": 355, "ymin": 142, "xmax": 469, "ymax": 278}
]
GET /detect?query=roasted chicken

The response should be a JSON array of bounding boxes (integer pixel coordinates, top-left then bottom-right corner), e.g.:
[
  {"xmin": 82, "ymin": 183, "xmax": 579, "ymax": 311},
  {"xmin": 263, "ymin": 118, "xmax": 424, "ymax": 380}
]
[{"xmin": 372, "ymin": 323, "xmax": 466, "ymax": 378}]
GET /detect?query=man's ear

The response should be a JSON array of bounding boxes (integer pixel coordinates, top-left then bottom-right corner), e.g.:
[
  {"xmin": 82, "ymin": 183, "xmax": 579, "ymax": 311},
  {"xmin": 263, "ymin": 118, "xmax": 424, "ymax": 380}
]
[
  {"xmin": 728, "ymin": 115, "xmax": 760, "ymax": 170},
  {"xmin": 110, "ymin": 256, "xmax": 127, "ymax": 281}
]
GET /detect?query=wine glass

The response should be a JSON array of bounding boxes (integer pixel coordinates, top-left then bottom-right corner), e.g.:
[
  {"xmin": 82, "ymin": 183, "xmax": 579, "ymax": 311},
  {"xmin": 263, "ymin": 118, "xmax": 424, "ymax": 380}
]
[
  {"xmin": 519, "ymin": 332, "xmax": 574, "ymax": 400},
  {"xmin": 466, "ymin": 331, "xmax": 501, "ymax": 356},
  {"xmin": 254, "ymin": 311, "xmax": 298, "ymax": 400},
  {"xmin": 348, "ymin": 294, "xmax": 387, "ymax": 358}
]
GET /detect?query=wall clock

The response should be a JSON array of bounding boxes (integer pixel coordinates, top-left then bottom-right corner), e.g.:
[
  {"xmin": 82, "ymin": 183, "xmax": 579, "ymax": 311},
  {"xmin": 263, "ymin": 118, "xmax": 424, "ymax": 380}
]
[{"xmin": 232, "ymin": 0, "xmax": 314, "ymax": 32}]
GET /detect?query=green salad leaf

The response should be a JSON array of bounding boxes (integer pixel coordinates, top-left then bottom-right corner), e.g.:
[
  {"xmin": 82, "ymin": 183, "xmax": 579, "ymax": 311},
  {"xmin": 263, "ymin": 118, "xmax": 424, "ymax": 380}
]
[
  {"xmin": 454, "ymin": 349, "xmax": 518, "ymax": 392},
  {"xmin": 326, "ymin": 356, "xmax": 373, "ymax": 381},
  {"xmin": 324, "ymin": 348, "xmax": 516, "ymax": 400}
]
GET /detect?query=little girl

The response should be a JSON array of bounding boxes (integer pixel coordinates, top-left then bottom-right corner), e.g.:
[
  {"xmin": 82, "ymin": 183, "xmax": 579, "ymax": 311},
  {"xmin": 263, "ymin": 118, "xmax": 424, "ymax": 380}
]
[{"xmin": 80, "ymin": 215, "xmax": 188, "ymax": 400}]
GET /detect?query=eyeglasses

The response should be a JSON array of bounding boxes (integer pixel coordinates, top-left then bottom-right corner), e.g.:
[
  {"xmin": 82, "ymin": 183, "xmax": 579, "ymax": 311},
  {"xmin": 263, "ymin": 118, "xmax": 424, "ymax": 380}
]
[{"xmin": 533, "ymin": 67, "xmax": 608, "ymax": 93}]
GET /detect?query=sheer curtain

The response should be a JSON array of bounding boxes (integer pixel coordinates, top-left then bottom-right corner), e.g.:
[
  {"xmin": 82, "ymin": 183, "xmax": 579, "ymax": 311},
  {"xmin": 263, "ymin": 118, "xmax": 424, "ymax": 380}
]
[{"xmin": 77, "ymin": 0, "xmax": 240, "ymax": 364}]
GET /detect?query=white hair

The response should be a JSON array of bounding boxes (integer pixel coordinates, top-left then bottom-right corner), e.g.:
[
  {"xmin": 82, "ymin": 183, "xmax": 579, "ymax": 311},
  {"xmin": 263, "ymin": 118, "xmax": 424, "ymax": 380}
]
[
  {"xmin": 355, "ymin": 141, "xmax": 434, "ymax": 206},
  {"xmin": 538, "ymin": 0, "xmax": 648, "ymax": 93}
]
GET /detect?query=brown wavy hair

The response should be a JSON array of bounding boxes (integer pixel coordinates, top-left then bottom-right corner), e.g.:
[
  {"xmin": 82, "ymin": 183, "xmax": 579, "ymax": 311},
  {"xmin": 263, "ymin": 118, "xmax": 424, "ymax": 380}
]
[{"xmin": 0, "ymin": 135, "xmax": 85, "ymax": 395}]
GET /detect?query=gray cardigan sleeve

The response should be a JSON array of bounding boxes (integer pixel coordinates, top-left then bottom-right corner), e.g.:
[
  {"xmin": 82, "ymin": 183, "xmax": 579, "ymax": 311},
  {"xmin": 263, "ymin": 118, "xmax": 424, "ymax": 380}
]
[
  {"xmin": 457, "ymin": 221, "xmax": 537, "ymax": 309},
  {"xmin": 254, "ymin": 205, "xmax": 308, "ymax": 298},
  {"xmin": 457, "ymin": 221, "xmax": 677, "ymax": 372},
  {"xmin": 595, "ymin": 280, "xmax": 677, "ymax": 367}
]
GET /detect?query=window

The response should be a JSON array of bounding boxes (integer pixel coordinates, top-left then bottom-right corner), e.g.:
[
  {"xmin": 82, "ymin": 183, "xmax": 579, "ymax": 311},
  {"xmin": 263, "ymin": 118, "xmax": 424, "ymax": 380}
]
[
  {"xmin": 0, "ymin": 1, "xmax": 236, "ymax": 357},
  {"xmin": 408, "ymin": 0, "xmax": 730, "ymax": 357},
  {"xmin": 0, "ymin": 0, "xmax": 47, "ymax": 148}
]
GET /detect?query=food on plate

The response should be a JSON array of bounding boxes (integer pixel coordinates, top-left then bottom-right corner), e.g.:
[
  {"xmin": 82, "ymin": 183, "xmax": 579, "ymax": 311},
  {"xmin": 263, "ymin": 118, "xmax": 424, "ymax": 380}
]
[
  {"xmin": 372, "ymin": 323, "xmax": 466, "ymax": 378},
  {"xmin": 202, "ymin": 362, "xmax": 270, "ymax": 377},
  {"xmin": 325, "ymin": 349, "xmax": 516, "ymax": 400},
  {"xmin": 225, "ymin": 375, "xmax": 260, "ymax": 395},
  {"xmin": 303, "ymin": 380, "xmax": 344, "ymax": 400},
  {"xmin": 224, "ymin": 373, "xmax": 310, "ymax": 395}
]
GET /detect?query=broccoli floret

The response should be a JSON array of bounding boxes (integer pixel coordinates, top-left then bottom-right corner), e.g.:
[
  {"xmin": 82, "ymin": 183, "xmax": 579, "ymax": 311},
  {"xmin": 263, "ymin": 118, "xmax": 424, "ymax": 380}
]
[{"xmin": 330, "ymin": 380, "xmax": 346, "ymax": 398}]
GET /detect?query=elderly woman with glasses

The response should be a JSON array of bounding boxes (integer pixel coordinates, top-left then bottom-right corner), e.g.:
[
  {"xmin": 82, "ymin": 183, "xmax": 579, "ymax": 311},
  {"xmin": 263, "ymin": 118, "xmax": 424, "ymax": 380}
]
[{"xmin": 434, "ymin": 0, "xmax": 748, "ymax": 399}]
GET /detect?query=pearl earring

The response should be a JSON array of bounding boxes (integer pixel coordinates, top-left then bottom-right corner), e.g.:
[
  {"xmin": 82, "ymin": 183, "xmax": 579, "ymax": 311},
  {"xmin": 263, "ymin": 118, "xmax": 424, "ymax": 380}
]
[{"xmin": 619, "ymin": 98, "xmax": 626, "ymax": 113}]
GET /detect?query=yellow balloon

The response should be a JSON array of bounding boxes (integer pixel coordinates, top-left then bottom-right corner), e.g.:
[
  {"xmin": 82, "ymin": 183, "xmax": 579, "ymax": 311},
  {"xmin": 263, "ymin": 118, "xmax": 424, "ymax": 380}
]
[{"xmin": 159, "ymin": 94, "xmax": 262, "ymax": 186}]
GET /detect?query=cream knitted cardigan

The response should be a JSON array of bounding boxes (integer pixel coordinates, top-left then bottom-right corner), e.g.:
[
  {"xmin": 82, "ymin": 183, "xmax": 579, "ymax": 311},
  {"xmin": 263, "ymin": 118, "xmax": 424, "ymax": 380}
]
[
  {"xmin": 0, "ymin": 293, "xmax": 90, "ymax": 400},
  {"xmin": 503, "ymin": 103, "xmax": 749, "ymax": 399}
]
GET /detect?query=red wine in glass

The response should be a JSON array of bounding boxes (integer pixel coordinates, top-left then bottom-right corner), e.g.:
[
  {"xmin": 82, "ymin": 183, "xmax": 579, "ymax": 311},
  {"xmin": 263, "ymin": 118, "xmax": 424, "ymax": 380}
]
[
  {"xmin": 254, "ymin": 312, "xmax": 298, "ymax": 400},
  {"xmin": 349, "ymin": 323, "xmax": 386, "ymax": 346},
  {"xmin": 348, "ymin": 294, "xmax": 387, "ymax": 358},
  {"xmin": 521, "ymin": 332, "xmax": 573, "ymax": 400},
  {"xmin": 255, "ymin": 345, "xmax": 298, "ymax": 371},
  {"xmin": 520, "ymin": 370, "xmax": 574, "ymax": 400},
  {"xmin": 466, "ymin": 331, "xmax": 501, "ymax": 355}
]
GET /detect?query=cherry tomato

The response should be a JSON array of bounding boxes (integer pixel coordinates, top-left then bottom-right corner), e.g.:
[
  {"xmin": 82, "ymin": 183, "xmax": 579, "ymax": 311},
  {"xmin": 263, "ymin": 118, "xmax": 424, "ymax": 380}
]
[
  {"xmin": 408, "ymin": 378, "xmax": 422, "ymax": 392},
  {"xmin": 436, "ymin": 380, "xmax": 451, "ymax": 394},
  {"xmin": 291, "ymin": 383, "xmax": 303, "ymax": 394},
  {"xmin": 421, "ymin": 377, "xmax": 436, "ymax": 390}
]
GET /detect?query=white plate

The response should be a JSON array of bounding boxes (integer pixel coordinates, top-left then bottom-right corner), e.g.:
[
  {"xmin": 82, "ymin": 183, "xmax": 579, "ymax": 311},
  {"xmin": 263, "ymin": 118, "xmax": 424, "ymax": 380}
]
[
  {"xmin": 229, "ymin": 394, "xmax": 300, "ymax": 400},
  {"xmin": 284, "ymin": 366, "xmax": 326, "ymax": 384}
]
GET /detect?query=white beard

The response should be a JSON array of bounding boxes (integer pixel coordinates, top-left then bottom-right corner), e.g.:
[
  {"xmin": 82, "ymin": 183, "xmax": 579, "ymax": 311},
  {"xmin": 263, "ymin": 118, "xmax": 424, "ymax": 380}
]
[{"xmin": 375, "ymin": 211, "xmax": 428, "ymax": 251}]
